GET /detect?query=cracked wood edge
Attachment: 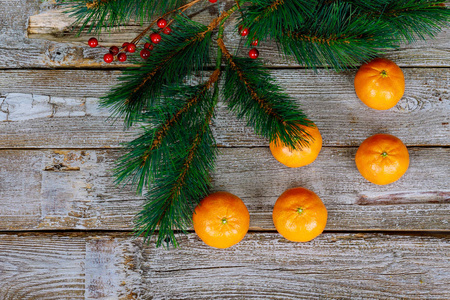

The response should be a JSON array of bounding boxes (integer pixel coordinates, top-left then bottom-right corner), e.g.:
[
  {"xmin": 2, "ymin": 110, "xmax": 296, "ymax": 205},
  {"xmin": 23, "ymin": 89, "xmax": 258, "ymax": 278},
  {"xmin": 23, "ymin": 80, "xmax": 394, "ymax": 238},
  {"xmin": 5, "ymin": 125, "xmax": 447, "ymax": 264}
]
[
  {"xmin": 0, "ymin": 232, "xmax": 449, "ymax": 299},
  {"xmin": 0, "ymin": 68, "xmax": 448, "ymax": 148},
  {"xmin": 0, "ymin": 147, "xmax": 448, "ymax": 231}
]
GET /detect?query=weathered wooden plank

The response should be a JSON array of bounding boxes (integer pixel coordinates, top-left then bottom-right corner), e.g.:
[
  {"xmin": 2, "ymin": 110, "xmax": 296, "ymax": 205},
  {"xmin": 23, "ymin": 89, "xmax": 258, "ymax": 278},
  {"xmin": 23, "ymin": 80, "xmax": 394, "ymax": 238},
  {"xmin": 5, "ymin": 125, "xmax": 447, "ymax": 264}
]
[
  {"xmin": 1, "ymin": 1, "xmax": 449, "ymax": 68},
  {"xmin": 221, "ymin": 6, "xmax": 450, "ymax": 68},
  {"xmin": 0, "ymin": 147, "xmax": 448, "ymax": 231},
  {"xmin": 0, "ymin": 0, "xmax": 220, "ymax": 69},
  {"xmin": 0, "ymin": 233, "xmax": 134, "ymax": 299},
  {"xmin": 0, "ymin": 68, "xmax": 448, "ymax": 148},
  {"xmin": 0, "ymin": 232, "xmax": 449, "ymax": 299},
  {"xmin": 27, "ymin": 6, "xmax": 450, "ymax": 68}
]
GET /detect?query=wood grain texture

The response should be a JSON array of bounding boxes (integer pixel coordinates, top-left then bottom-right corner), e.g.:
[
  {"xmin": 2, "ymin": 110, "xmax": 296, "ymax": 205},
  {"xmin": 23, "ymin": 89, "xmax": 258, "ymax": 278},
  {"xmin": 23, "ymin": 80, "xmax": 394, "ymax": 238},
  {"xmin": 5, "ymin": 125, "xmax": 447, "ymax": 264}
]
[
  {"xmin": 0, "ymin": 232, "xmax": 449, "ymax": 299},
  {"xmin": 24, "ymin": 4, "xmax": 450, "ymax": 68},
  {"xmin": 0, "ymin": 67, "xmax": 448, "ymax": 148},
  {"xmin": 0, "ymin": 1, "xmax": 449, "ymax": 298},
  {"xmin": 0, "ymin": 0, "xmax": 220, "ymax": 69},
  {"xmin": 0, "ymin": 147, "xmax": 448, "ymax": 231},
  {"xmin": 0, "ymin": 233, "xmax": 136, "ymax": 299},
  {"xmin": 0, "ymin": 0, "xmax": 448, "ymax": 68}
]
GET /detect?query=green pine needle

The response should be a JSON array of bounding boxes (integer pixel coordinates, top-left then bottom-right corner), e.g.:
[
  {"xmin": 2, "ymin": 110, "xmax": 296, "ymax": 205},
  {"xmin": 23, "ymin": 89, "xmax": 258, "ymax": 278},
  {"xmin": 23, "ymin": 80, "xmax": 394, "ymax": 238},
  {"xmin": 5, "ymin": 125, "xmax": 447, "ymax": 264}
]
[
  {"xmin": 239, "ymin": 0, "xmax": 316, "ymax": 42},
  {"xmin": 59, "ymin": 0, "xmax": 450, "ymax": 248},
  {"xmin": 114, "ymin": 76, "xmax": 219, "ymax": 194},
  {"xmin": 222, "ymin": 52, "xmax": 312, "ymax": 149},
  {"xmin": 363, "ymin": 0, "xmax": 450, "ymax": 42},
  {"xmin": 135, "ymin": 93, "xmax": 218, "ymax": 248},
  {"xmin": 279, "ymin": 2, "xmax": 398, "ymax": 70},
  {"xmin": 60, "ymin": 0, "xmax": 186, "ymax": 34},
  {"xmin": 100, "ymin": 15, "xmax": 212, "ymax": 127}
]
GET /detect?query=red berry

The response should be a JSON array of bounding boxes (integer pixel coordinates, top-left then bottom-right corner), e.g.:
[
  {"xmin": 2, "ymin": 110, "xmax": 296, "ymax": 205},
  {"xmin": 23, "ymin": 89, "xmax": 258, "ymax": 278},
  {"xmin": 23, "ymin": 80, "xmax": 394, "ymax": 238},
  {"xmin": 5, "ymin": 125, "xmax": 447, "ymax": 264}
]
[
  {"xmin": 150, "ymin": 33, "xmax": 162, "ymax": 44},
  {"xmin": 144, "ymin": 42, "xmax": 154, "ymax": 50},
  {"xmin": 140, "ymin": 49, "xmax": 151, "ymax": 59},
  {"xmin": 157, "ymin": 18, "xmax": 167, "ymax": 29},
  {"xmin": 88, "ymin": 37, "xmax": 98, "ymax": 48},
  {"xmin": 209, "ymin": 0, "xmax": 218, "ymax": 3},
  {"xmin": 251, "ymin": 39, "xmax": 259, "ymax": 46},
  {"xmin": 249, "ymin": 48, "xmax": 259, "ymax": 59},
  {"xmin": 109, "ymin": 46, "xmax": 119, "ymax": 56},
  {"xmin": 103, "ymin": 53, "xmax": 114, "ymax": 63},
  {"xmin": 239, "ymin": 27, "xmax": 249, "ymax": 36},
  {"xmin": 127, "ymin": 43, "xmax": 136, "ymax": 53},
  {"xmin": 163, "ymin": 26, "xmax": 172, "ymax": 35},
  {"xmin": 118, "ymin": 53, "xmax": 127, "ymax": 62},
  {"xmin": 122, "ymin": 42, "xmax": 129, "ymax": 49}
]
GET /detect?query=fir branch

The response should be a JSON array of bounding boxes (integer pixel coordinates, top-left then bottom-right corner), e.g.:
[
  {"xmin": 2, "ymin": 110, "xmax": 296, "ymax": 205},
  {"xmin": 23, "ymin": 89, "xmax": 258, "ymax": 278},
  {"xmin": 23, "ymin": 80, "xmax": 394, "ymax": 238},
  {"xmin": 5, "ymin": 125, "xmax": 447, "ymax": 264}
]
[
  {"xmin": 100, "ymin": 15, "xmax": 213, "ymax": 126},
  {"xmin": 279, "ymin": 2, "xmax": 397, "ymax": 70},
  {"xmin": 360, "ymin": 0, "xmax": 449, "ymax": 42},
  {"xmin": 240, "ymin": 0, "xmax": 316, "ymax": 41},
  {"xmin": 100, "ymin": 4, "xmax": 241, "ymax": 127},
  {"xmin": 127, "ymin": 21, "xmax": 226, "ymax": 248},
  {"xmin": 114, "ymin": 69, "xmax": 221, "ymax": 194},
  {"xmin": 61, "ymin": 0, "xmax": 186, "ymax": 34},
  {"xmin": 135, "ymin": 89, "xmax": 218, "ymax": 248},
  {"xmin": 219, "ymin": 38, "xmax": 312, "ymax": 149},
  {"xmin": 325, "ymin": 0, "xmax": 449, "ymax": 42},
  {"xmin": 130, "ymin": 0, "xmax": 204, "ymax": 45}
]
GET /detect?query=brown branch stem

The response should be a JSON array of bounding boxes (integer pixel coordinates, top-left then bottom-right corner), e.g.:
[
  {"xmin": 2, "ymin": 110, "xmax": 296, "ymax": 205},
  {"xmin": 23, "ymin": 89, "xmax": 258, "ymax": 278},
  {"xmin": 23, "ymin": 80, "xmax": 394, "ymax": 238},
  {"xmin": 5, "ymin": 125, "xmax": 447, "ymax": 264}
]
[
  {"xmin": 141, "ymin": 69, "xmax": 221, "ymax": 164},
  {"xmin": 126, "ymin": 5, "xmax": 238, "ymax": 104},
  {"xmin": 129, "ymin": 0, "xmax": 204, "ymax": 46},
  {"xmin": 171, "ymin": 103, "xmax": 215, "ymax": 197},
  {"xmin": 216, "ymin": 37, "xmax": 284, "ymax": 123}
]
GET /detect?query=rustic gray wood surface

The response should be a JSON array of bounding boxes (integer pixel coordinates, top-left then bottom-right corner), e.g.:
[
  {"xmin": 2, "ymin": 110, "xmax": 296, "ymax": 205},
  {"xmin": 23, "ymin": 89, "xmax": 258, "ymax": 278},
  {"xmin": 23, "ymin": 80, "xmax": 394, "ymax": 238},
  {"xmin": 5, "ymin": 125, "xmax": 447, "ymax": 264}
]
[
  {"xmin": 0, "ymin": 0, "xmax": 449, "ymax": 299},
  {"xmin": 1, "ymin": 232, "xmax": 449, "ymax": 299}
]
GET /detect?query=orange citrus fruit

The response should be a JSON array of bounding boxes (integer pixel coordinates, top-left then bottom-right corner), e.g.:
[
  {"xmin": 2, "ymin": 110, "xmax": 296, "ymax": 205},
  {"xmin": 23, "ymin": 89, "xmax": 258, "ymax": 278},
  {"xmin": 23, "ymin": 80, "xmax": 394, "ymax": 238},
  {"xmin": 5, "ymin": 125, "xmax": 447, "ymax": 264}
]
[
  {"xmin": 354, "ymin": 58, "xmax": 405, "ymax": 110},
  {"xmin": 270, "ymin": 123, "xmax": 322, "ymax": 168},
  {"xmin": 272, "ymin": 187, "xmax": 327, "ymax": 242},
  {"xmin": 355, "ymin": 134, "xmax": 409, "ymax": 185},
  {"xmin": 193, "ymin": 191, "xmax": 250, "ymax": 248}
]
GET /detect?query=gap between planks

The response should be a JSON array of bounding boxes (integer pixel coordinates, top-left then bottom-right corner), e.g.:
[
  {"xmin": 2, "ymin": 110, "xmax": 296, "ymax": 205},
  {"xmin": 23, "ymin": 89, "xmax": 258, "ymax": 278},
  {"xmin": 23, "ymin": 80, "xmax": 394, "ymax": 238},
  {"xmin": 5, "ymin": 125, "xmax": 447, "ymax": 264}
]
[
  {"xmin": 2, "ymin": 65, "xmax": 449, "ymax": 71},
  {"xmin": 0, "ymin": 229, "xmax": 449, "ymax": 235}
]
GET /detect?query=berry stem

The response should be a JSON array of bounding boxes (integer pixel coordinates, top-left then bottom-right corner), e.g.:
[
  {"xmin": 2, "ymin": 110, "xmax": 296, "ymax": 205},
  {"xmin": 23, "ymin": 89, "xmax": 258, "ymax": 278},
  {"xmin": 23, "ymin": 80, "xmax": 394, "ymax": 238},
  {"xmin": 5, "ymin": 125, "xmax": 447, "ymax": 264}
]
[
  {"xmin": 297, "ymin": 207, "xmax": 304, "ymax": 214},
  {"xmin": 380, "ymin": 70, "xmax": 388, "ymax": 78},
  {"xmin": 129, "ymin": 0, "xmax": 203, "ymax": 47},
  {"xmin": 221, "ymin": 217, "xmax": 228, "ymax": 224},
  {"xmin": 381, "ymin": 151, "xmax": 388, "ymax": 157}
]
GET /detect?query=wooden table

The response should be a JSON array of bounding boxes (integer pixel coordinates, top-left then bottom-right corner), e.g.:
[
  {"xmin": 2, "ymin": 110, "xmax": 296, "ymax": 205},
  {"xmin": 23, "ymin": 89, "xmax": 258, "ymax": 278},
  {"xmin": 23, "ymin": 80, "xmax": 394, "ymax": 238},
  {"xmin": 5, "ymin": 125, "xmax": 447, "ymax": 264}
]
[{"xmin": 1, "ymin": 1, "xmax": 449, "ymax": 299}]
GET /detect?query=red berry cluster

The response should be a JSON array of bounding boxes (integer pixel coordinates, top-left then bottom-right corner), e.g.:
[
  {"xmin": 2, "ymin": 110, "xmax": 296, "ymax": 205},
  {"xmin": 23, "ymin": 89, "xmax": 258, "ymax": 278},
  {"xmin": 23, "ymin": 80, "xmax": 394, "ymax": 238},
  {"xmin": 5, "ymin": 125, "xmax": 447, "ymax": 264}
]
[
  {"xmin": 239, "ymin": 26, "xmax": 259, "ymax": 59},
  {"xmin": 87, "ymin": 17, "xmax": 173, "ymax": 64}
]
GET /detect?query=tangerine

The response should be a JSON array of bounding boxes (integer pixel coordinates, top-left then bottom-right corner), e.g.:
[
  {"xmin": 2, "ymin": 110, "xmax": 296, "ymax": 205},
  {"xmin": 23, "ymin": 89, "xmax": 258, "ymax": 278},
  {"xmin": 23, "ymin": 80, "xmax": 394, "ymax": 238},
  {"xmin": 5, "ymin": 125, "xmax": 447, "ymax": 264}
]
[
  {"xmin": 193, "ymin": 191, "xmax": 250, "ymax": 249},
  {"xmin": 270, "ymin": 123, "xmax": 322, "ymax": 168},
  {"xmin": 354, "ymin": 58, "xmax": 405, "ymax": 110},
  {"xmin": 355, "ymin": 134, "xmax": 409, "ymax": 185},
  {"xmin": 272, "ymin": 187, "xmax": 327, "ymax": 242}
]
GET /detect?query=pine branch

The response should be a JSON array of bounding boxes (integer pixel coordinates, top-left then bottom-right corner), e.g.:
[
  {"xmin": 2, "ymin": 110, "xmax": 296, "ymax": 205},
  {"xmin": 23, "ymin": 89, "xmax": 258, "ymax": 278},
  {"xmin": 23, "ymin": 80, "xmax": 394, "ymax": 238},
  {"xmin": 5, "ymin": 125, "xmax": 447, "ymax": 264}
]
[
  {"xmin": 62, "ymin": 0, "xmax": 449, "ymax": 250},
  {"xmin": 129, "ymin": 0, "xmax": 205, "ymax": 45},
  {"xmin": 100, "ymin": 15, "xmax": 213, "ymax": 126},
  {"xmin": 114, "ymin": 69, "xmax": 221, "ymax": 194},
  {"xmin": 349, "ymin": 0, "xmax": 450, "ymax": 42},
  {"xmin": 60, "ymin": 0, "xmax": 186, "ymax": 34},
  {"xmin": 127, "ymin": 19, "xmax": 227, "ymax": 248},
  {"xmin": 219, "ymin": 38, "xmax": 312, "ymax": 149},
  {"xmin": 278, "ymin": 2, "xmax": 397, "ymax": 70},
  {"xmin": 134, "ymin": 86, "xmax": 218, "ymax": 248},
  {"xmin": 240, "ymin": 0, "xmax": 316, "ymax": 42}
]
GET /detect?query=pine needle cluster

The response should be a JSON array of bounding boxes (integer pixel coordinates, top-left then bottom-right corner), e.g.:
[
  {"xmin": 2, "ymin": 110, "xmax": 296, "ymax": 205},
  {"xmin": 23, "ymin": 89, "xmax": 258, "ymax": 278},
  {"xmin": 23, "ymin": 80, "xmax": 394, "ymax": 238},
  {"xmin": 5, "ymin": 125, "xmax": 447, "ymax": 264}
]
[{"xmin": 62, "ymin": 0, "xmax": 449, "ymax": 247}]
